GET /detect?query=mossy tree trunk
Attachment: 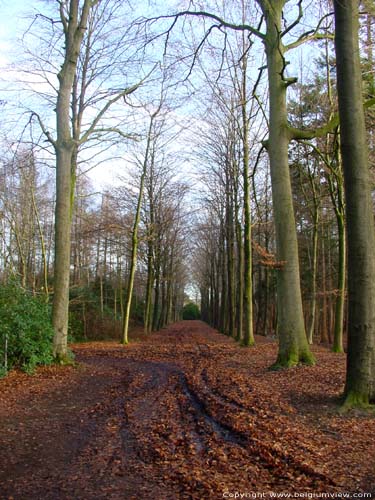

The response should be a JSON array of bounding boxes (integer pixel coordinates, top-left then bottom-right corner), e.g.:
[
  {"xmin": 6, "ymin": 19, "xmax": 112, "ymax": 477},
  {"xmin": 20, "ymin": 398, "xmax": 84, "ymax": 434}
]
[
  {"xmin": 334, "ymin": 0, "xmax": 375, "ymax": 406},
  {"xmin": 122, "ymin": 107, "xmax": 162, "ymax": 343},
  {"xmin": 326, "ymin": 147, "xmax": 346, "ymax": 354},
  {"xmin": 257, "ymin": 0, "xmax": 314, "ymax": 367},
  {"xmin": 52, "ymin": 0, "xmax": 93, "ymax": 362},
  {"xmin": 241, "ymin": 40, "xmax": 254, "ymax": 347}
]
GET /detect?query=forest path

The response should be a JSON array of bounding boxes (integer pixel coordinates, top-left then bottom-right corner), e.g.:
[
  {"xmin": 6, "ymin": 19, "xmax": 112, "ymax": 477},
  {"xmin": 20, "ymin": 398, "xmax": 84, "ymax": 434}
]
[{"xmin": 0, "ymin": 321, "xmax": 374, "ymax": 499}]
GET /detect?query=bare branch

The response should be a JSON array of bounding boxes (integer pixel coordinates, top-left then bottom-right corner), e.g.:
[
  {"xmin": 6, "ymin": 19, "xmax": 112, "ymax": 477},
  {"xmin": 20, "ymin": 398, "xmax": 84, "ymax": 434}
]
[
  {"xmin": 285, "ymin": 12, "xmax": 334, "ymax": 52},
  {"xmin": 84, "ymin": 127, "xmax": 141, "ymax": 141},
  {"xmin": 141, "ymin": 10, "xmax": 266, "ymax": 40},
  {"xmin": 79, "ymin": 65, "xmax": 157, "ymax": 145},
  {"xmin": 31, "ymin": 112, "xmax": 56, "ymax": 147},
  {"xmin": 184, "ymin": 24, "xmax": 222, "ymax": 82},
  {"xmin": 58, "ymin": 1, "xmax": 68, "ymax": 34},
  {"xmin": 281, "ymin": 0, "xmax": 303, "ymax": 38}
]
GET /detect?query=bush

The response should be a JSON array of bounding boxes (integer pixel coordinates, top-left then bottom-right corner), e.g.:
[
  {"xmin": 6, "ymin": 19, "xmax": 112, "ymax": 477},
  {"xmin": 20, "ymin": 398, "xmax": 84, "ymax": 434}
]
[
  {"xmin": 0, "ymin": 282, "xmax": 54, "ymax": 376},
  {"xmin": 182, "ymin": 302, "xmax": 201, "ymax": 320}
]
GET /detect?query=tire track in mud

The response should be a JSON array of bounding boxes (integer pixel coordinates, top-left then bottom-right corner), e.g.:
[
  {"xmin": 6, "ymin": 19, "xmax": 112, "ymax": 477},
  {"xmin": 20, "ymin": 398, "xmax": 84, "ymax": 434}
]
[
  {"xmin": 107, "ymin": 355, "xmax": 333, "ymax": 497},
  {"xmin": 1, "ymin": 321, "xmax": 343, "ymax": 499},
  {"xmin": 180, "ymin": 371, "xmax": 334, "ymax": 487},
  {"xmin": 110, "ymin": 325, "xmax": 336, "ymax": 494}
]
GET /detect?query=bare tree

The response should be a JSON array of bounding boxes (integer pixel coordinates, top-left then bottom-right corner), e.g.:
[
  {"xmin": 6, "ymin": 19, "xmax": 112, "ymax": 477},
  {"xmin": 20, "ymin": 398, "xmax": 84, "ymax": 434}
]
[
  {"xmin": 122, "ymin": 98, "xmax": 164, "ymax": 344},
  {"xmin": 26, "ymin": 0, "xmax": 152, "ymax": 360}
]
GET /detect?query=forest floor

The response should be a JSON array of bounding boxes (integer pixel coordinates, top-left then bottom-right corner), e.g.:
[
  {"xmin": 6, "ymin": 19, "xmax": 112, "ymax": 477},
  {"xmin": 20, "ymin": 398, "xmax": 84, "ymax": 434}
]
[{"xmin": 0, "ymin": 321, "xmax": 374, "ymax": 500}]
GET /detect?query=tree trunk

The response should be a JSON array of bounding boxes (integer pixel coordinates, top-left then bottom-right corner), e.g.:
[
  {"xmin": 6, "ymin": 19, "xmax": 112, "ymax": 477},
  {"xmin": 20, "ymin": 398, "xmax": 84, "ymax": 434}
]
[
  {"xmin": 52, "ymin": 145, "xmax": 74, "ymax": 360},
  {"xmin": 52, "ymin": 0, "xmax": 92, "ymax": 362},
  {"xmin": 307, "ymin": 166, "xmax": 320, "ymax": 345},
  {"xmin": 307, "ymin": 216, "xmax": 318, "ymax": 345},
  {"xmin": 334, "ymin": 0, "xmax": 375, "ymax": 406},
  {"xmin": 158, "ymin": 269, "xmax": 166, "ymax": 330},
  {"xmin": 333, "ymin": 212, "xmax": 346, "ymax": 353},
  {"xmin": 320, "ymin": 229, "xmax": 329, "ymax": 344},
  {"xmin": 257, "ymin": 0, "xmax": 314, "ymax": 367},
  {"xmin": 144, "ymin": 238, "xmax": 154, "ymax": 333},
  {"xmin": 236, "ymin": 218, "xmax": 244, "ymax": 342},
  {"xmin": 122, "ymin": 170, "xmax": 146, "ymax": 344},
  {"xmin": 219, "ymin": 232, "xmax": 227, "ymax": 334},
  {"xmin": 152, "ymin": 260, "xmax": 160, "ymax": 331},
  {"xmin": 225, "ymin": 169, "xmax": 236, "ymax": 338},
  {"xmin": 242, "ymin": 51, "xmax": 254, "ymax": 347}
]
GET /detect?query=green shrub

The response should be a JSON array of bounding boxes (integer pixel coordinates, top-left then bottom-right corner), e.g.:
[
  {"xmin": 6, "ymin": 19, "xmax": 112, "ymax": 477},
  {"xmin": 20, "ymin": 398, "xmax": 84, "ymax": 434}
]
[
  {"xmin": 0, "ymin": 282, "xmax": 54, "ymax": 376},
  {"xmin": 182, "ymin": 302, "xmax": 201, "ymax": 320}
]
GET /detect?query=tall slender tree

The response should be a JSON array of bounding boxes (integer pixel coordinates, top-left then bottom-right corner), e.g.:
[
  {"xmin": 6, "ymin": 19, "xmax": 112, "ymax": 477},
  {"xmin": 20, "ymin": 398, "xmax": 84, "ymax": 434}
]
[
  {"xmin": 122, "ymin": 101, "xmax": 163, "ymax": 344},
  {"xmin": 31, "ymin": 0, "xmax": 149, "ymax": 360}
]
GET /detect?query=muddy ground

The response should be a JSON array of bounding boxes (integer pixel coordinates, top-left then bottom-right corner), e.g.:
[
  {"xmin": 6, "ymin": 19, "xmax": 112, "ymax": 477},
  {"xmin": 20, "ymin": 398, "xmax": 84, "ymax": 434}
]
[{"xmin": 0, "ymin": 321, "xmax": 374, "ymax": 499}]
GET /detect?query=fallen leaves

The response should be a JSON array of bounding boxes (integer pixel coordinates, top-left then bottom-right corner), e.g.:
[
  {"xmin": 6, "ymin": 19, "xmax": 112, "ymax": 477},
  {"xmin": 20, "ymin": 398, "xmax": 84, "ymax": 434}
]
[{"xmin": 0, "ymin": 320, "xmax": 374, "ymax": 499}]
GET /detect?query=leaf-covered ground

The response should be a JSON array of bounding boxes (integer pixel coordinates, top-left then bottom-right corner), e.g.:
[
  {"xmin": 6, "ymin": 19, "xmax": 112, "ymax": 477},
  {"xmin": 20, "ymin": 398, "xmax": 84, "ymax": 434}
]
[{"xmin": 0, "ymin": 320, "xmax": 374, "ymax": 499}]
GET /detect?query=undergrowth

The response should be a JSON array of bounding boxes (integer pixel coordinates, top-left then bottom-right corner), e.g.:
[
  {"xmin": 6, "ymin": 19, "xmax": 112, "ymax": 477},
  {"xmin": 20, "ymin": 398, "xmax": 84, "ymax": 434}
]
[{"xmin": 0, "ymin": 282, "xmax": 54, "ymax": 376}]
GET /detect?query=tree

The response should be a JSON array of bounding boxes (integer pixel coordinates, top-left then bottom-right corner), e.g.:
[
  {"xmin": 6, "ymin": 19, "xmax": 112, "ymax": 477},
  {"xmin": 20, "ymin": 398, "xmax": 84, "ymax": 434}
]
[
  {"xmin": 239, "ymin": 16, "xmax": 255, "ymax": 346},
  {"xmin": 29, "ymin": 0, "xmax": 148, "ymax": 360},
  {"xmin": 122, "ymin": 99, "xmax": 163, "ymax": 344},
  {"xmin": 334, "ymin": 0, "xmax": 375, "ymax": 407},
  {"xmin": 255, "ymin": 0, "xmax": 316, "ymax": 367}
]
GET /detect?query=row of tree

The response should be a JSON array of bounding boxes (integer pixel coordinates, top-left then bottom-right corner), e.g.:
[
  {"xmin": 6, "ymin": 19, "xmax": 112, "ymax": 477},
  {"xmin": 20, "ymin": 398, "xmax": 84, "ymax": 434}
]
[
  {"xmin": 0, "ymin": 142, "xmax": 189, "ymax": 338},
  {"xmin": 1, "ymin": 0, "xmax": 374, "ymax": 407},
  {"xmin": 177, "ymin": 0, "xmax": 375, "ymax": 406}
]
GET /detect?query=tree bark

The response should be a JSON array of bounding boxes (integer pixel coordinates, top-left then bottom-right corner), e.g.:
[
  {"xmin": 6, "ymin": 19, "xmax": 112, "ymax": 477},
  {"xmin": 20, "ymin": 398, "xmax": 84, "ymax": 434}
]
[
  {"xmin": 241, "ymin": 46, "xmax": 254, "ymax": 347},
  {"xmin": 121, "ymin": 170, "xmax": 146, "ymax": 344},
  {"xmin": 52, "ymin": 0, "xmax": 92, "ymax": 361},
  {"xmin": 257, "ymin": 0, "xmax": 314, "ymax": 367},
  {"xmin": 334, "ymin": 0, "xmax": 375, "ymax": 406}
]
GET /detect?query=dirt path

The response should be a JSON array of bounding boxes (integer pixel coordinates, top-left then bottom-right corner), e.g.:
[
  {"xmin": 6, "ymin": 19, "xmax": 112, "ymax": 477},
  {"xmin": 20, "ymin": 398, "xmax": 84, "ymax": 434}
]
[{"xmin": 0, "ymin": 321, "xmax": 374, "ymax": 499}]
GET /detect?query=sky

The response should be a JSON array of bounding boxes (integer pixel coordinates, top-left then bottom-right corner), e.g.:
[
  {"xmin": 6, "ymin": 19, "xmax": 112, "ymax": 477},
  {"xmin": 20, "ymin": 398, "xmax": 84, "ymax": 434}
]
[
  {"xmin": 0, "ymin": 0, "xmax": 223, "ymax": 195},
  {"xmin": 0, "ymin": 1, "xmax": 35, "ymax": 63},
  {"xmin": 0, "ymin": 1, "xmax": 138, "ymax": 190},
  {"xmin": 0, "ymin": 0, "xmax": 324, "ymax": 193}
]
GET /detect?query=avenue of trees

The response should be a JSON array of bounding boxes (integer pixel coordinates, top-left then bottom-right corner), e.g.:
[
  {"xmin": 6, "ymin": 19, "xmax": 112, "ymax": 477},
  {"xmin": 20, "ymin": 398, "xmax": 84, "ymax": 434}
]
[{"xmin": 0, "ymin": 0, "xmax": 374, "ymax": 407}]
